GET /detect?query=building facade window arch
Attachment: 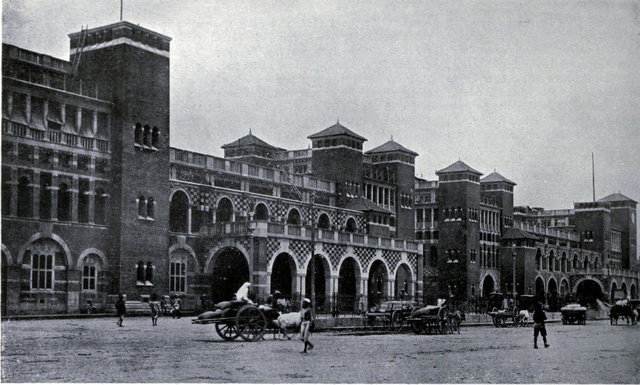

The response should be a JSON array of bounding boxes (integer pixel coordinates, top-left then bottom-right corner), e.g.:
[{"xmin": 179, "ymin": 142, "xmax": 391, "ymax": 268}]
[
  {"xmin": 215, "ymin": 197, "xmax": 233, "ymax": 223},
  {"xmin": 286, "ymin": 208, "xmax": 301, "ymax": 225},
  {"xmin": 169, "ymin": 189, "xmax": 190, "ymax": 233},
  {"xmin": 317, "ymin": 212, "xmax": 331, "ymax": 229},
  {"xmin": 253, "ymin": 202, "xmax": 269, "ymax": 221},
  {"xmin": 137, "ymin": 196, "xmax": 147, "ymax": 218},
  {"xmin": 81, "ymin": 253, "xmax": 102, "ymax": 291}
]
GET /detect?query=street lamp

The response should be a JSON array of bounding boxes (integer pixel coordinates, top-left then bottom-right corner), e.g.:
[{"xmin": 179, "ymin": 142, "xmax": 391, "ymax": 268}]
[{"xmin": 511, "ymin": 242, "xmax": 517, "ymax": 306}]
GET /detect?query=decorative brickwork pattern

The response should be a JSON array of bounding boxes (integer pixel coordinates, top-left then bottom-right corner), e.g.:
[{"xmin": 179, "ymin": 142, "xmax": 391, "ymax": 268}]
[
  {"xmin": 266, "ymin": 238, "xmax": 281, "ymax": 263},
  {"xmin": 355, "ymin": 247, "xmax": 377, "ymax": 269},
  {"xmin": 383, "ymin": 250, "xmax": 401, "ymax": 271},
  {"xmin": 322, "ymin": 243, "xmax": 346, "ymax": 267},
  {"xmin": 290, "ymin": 240, "xmax": 312, "ymax": 267}
]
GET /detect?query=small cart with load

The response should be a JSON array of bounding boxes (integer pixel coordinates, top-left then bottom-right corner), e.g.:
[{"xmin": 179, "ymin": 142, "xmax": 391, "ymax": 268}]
[
  {"xmin": 560, "ymin": 303, "xmax": 587, "ymax": 325},
  {"xmin": 192, "ymin": 301, "xmax": 280, "ymax": 341},
  {"xmin": 364, "ymin": 300, "xmax": 415, "ymax": 331},
  {"xmin": 407, "ymin": 300, "xmax": 452, "ymax": 334}
]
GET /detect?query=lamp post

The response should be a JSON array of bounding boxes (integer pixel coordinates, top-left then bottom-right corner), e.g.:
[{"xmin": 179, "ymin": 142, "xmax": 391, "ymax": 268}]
[{"xmin": 511, "ymin": 242, "xmax": 517, "ymax": 306}]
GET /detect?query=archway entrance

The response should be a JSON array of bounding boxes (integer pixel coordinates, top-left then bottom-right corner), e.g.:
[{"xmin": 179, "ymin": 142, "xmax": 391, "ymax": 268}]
[
  {"xmin": 337, "ymin": 257, "xmax": 359, "ymax": 312},
  {"xmin": 548, "ymin": 279, "xmax": 559, "ymax": 312},
  {"xmin": 368, "ymin": 260, "xmax": 388, "ymax": 308},
  {"xmin": 576, "ymin": 279, "xmax": 604, "ymax": 308},
  {"xmin": 535, "ymin": 277, "xmax": 545, "ymax": 303},
  {"xmin": 482, "ymin": 275, "xmax": 495, "ymax": 298},
  {"xmin": 271, "ymin": 253, "xmax": 296, "ymax": 298},
  {"xmin": 395, "ymin": 263, "xmax": 412, "ymax": 300},
  {"xmin": 210, "ymin": 248, "xmax": 250, "ymax": 304},
  {"xmin": 305, "ymin": 255, "xmax": 328, "ymax": 313}
]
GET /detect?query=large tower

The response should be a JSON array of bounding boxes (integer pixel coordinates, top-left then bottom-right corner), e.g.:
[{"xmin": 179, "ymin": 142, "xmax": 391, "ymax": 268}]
[
  {"xmin": 69, "ymin": 22, "xmax": 172, "ymax": 298},
  {"xmin": 480, "ymin": 171, "xmax": 516, "ymax": 231},
  {"xmin": 435, "ymin": 160, "xmax": 482, "ymax": 301},
  {"xmin": 598, "ymin": 193, "xmax": 637, "ymax": 271},
  {"xmin": 365, "ymin": 139, "xmax": 418, "ymax": 239}
]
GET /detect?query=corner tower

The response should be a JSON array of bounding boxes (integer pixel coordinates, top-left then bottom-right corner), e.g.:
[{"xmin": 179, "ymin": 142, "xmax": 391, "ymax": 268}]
[
  {"xmin": 435, "ymin": 160, "xmax": 482, "ymax": 301},
  {"xmin": 366, "ymin": 139, "xmax": 418, "ymax": 239},
  {"xmin": 69, "ymin": 22, "xmax": 172, "ymax": 298},
  {"xmin": 598, "ymin": 193, "xmax": 637, "ymax": 271}
]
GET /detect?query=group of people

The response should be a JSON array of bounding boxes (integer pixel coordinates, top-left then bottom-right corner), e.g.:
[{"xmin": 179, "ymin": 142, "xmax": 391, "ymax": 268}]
[{"xmin": 113, "ymin": 294, "xmax": 184, "ymax": 327}]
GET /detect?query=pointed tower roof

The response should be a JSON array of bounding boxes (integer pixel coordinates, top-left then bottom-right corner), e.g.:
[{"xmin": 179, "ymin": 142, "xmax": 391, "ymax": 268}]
[
  {"xmin": 481, "ymin": 171, "xmax": 516, "ymax": 185},
  {"xmin": 307, "ymin": 121, "xmax": 367, "ymax": 141},
  {"xmin": 365, "ymin": 139, "xmax": 418, "ymax": 156},
  {"xmin": 598, "ymin": 193, "xmax": 637, "ymax": 204},
  {"xmin": 436, "ymin": 160, "xmax": 482, "ymax": 175},
  {"xmin": 221, "ymin": 132, "xmax": 284, "ymax": 151}
]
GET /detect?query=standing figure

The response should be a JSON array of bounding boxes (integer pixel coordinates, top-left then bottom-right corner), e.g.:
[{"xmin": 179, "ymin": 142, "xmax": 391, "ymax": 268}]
[
  {"xmin": 299, "ymin": 298, "xmax": 315, "ymax": 354},
  {"xmin": 149, "ymin": 301, "xmax": 159, "ymax": 326},
  {"xmin": 172, "ymin": 296, "xmax": 182, "ymax": 319},
  {"xmin": 533, "ymin": 302, "xmax": 550, "ymax": 349},
  {"xmin": 115, "ymin": 294, "xmax": 126, "ymax": 327}
]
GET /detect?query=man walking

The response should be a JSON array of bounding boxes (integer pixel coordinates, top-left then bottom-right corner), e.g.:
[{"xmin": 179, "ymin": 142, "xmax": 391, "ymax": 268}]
[
  {"xmin": 533, "ymin": 302, "xmax": 549, "ymax": 349},
  {"xmin": 299, "ymin": 298, "xmax": 314, "ymax": 354},
  {"xmin": 115, "ymin": 294, "xmax": 126, "ymax": 327}
]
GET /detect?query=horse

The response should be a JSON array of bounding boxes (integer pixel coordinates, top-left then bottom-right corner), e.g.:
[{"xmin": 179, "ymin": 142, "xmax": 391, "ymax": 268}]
[{"xmin": 447, "ymin": 310, "xmax": 465, "ymax": 334}]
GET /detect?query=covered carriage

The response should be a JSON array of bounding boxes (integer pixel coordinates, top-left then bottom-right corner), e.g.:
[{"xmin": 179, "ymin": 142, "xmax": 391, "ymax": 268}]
[
  {"xmin": 407, "ymin": 299, "xmax": 459, "ymax": 334},
  {"xmin": 560, "ymin": 303, "xmax": 587, "ymax": 325}
]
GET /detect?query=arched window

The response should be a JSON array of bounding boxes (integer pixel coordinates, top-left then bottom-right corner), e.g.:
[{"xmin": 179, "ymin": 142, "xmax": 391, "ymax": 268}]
[
  {"xmin": 143, "ymin": 125, "xmax": 151, "ymax": 147},
  {"xmin": 28, "ymin": 239, "xmax": 63, "ymax": 290},
  {"xmin": 138, "ymin": 196, "xmax": 146, "ymax": 218},
  {"xmin": 254, "ymin": 203, "xmax": 269, "ymax": 221},
  {"xmin": 17, "ymin": 176, "xmax": 32, "ymax": 218},
  {"xmin": 95, "ymin": 188, "xmax": 107, "ymax": 225},
  {"xmin": 345, "ymin": 217, "xmax": 357, "ymax": 233},
  {"xmin": 317, "ymin": 213, "xmax": 330, "ymax": 229},
  {"xmin": 147, "ymin": 197, "xmax": 155, "ymax": 219},
  {"xmin": 216, "ymin": 198, "xmax": 233, "ymax": 222},
  {"xmin": 152, "ymin": 127, "xmax": 159, "ymax": 148},
  {"xmin": 136, "ymin": 261, "xmax": 145, "ymax": 285},
  {"xmin": 170, "ymin": 191, "xmax": 189, "ymax": 233},
  {"xmin": 58, "ymin": 183, "xmax": 71, "ymax": 221},
  {"xmin": 287, "ymin": 209, "xmax": 301, "ymax": 225},
  {"xmin": 145, "ymin": 261, "xmax": 153, "ymax": 284},
  {"xmin": 134, "ymin": 123, "xmax": 142, "ymax": 146}
]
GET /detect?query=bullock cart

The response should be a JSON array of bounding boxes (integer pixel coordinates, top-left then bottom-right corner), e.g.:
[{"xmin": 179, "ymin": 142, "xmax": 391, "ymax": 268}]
[
  {"xmin": 488, "ymin": 308, "xmax": 522, "ymax": 327},
  {"xmin": 192, "ymin": 301, "xmax": 280, "ymax": 342},
  {"xmin": 364, "ymin": 300, "xmax": 415, "ymax": 331},
  {"xmin": 407, "ymin": 304, "xmax": 451, "ymax": 334},
  {"xmin": 609, "ymin": 299, "xmax": 639, "ymax": 326}
]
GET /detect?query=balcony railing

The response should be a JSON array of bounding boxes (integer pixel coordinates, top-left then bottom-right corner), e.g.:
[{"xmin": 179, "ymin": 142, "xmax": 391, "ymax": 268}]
[{"xmin": 2, "ymin": 119, "xmax": 110, "ymax": 153}]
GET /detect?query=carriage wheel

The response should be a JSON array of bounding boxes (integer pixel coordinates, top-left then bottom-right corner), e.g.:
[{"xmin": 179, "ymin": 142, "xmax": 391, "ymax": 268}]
[
  {"xmin": 449, "ymin": 318, "xmax": 459, "ymax": 334},
  {"xmin": 215, "ymin": 322, "xmax": 240, "ymax": 340},
  {"xmin": 391, "ymin": 311, "xmax": 404, "ymax": 332},
  {"xmin": 492, "ymin": 317, "xmax": 500, "ymax": 328},
  {"xmin": 410, "ymin": 320, "xmax": 422, "ymax": 334},
  {"xmin": 236, "ymin": 305, "xmax": 267, "ymax": 342}
]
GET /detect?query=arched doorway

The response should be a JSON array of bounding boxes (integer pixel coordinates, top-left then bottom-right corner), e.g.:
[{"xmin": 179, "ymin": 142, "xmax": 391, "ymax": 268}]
[
  {"xmin": 610, "ymin": 282, "xmax": 617, "ymax": 303},
  {"xmin": 305, "ymin": 255, "xmax": 328, "ymax": 312},
  {"xmin": 482, "ymin": 275, "xmax": 495, "ymax": 298},
  {"xmin": 345, "ymin": 218, "xmax": 357, "ymax": 232},
  {"xmin": 395, "ymin": 263, "xmax": 412, "ymax": 300},
  {"xmin": 548, "ymin": 278, "xmax": 559, "ymax": 311},
  {"xmin": 560, "ymin": 279, "xmax": 570, "ymax": 303},
  {"xmin": 216, "ymin": 198, "xmax": 233, "ymax": 223},
  {"xmin": 170, "ymin": 191, "xmax": 189, "ymax": 233},
  {"xmin": 317, "ymin": 213, "xmax": 330, "ymax": 229},
  {"xmin": 210, "ymin": 247, "xmax": 250, "ymax": 304},
  {"xmin": 1, "ymin": 251, "xmax": 7, "ymax": 315},
  {"xmin": 576, "ymin": 279, "xmax": 604, "ymax": 307},
  {"xmin": 535, "ymin": 277, "xmax": 545, "ymax": 303},
  {"xmin": 621, "ymin": 282, "xmax": 628, "ymax": 298},
  {"xmin": 271, "ymin": 253, "xmax": 296, "ymax": 298},
  {"xmin": 254, "ymin": 203, "xmax": 269, "ymax": 221},
  {"xmin": 287, "ymin": 209, "xmax": 301, "ymax": 225},
  {"xmin": 338, "ymin": 257, "xmax": 359, "ymax": 312},
  {"xmin": 368, "ymin": 260, "xmax": 388, "ymax": 308}
]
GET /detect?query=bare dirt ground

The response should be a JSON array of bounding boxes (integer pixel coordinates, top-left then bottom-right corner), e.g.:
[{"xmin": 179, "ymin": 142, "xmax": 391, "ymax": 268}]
[{"xmin": 1, "ymin": 316, "xmax": 638, "ymax": 383}]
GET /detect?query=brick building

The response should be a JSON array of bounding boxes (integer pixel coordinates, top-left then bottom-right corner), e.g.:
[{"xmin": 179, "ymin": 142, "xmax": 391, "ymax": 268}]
[{"xmin": 2, "ymin": 21, "xmax": 637, "ymax": 316}]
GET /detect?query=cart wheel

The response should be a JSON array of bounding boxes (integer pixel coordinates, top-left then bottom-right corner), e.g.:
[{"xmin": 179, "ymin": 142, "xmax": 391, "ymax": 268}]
[
  {"xmin": 215, "ymin": 322, "xmax": 240, "ymax": 340},
  {"xmin": 391, "ymin": 311, "xmax": 403, "ymax": 332},
  {"xmin": 410, "ymin": 321, "xmax": 422, "ymax": 334},
  {"xmin": 492, "ymin": 317, "xmax": 500, "ymax": 328},
  {"xmin": 236, "ymin": 305, "xmax": 267, "ymax": 342}
]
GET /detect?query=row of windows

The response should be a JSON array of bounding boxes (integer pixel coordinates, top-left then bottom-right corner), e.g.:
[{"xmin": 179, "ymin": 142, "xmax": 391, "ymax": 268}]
[
  {"xmin": 481, "ymin": 183, "xmax": 514, "ymax": 192},
  {"xmin": 399, "ymin": 193, "xmax": 412, "ymax": 209},
  {"xmin": 440, "ymin": 173, "xmax": 480, "ymax": 183},
  {"xmin": 312, "ymin": 138, "xmax": 363, "ymax": 150},
  {"xmin": 371, "ymin": 153, "xmax": 415, "ymax": 165},
  {"xmin": 3, "ymin": 173, "xmax": 108, "ymax": 225},
  {"xmin": 3, "ymin": 143, "xmax": 109, "ymax": 173},
  {"xmin": 134, "ymin": 123, "xmax": 160, "ymax": 150},
  {"xmin": 137, "ymin": 196, "xmax": 155, "ymax": 220}
]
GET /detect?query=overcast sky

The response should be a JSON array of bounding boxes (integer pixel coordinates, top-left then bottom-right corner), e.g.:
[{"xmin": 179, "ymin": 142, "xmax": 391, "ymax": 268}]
[{"xmin": 3, "ymin": 0, "xmax": 639, "ymax": 212}]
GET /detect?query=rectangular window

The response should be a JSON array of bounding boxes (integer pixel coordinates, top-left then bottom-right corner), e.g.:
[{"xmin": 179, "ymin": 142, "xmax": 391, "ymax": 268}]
[
  {"xmin": 170, "ymin": 261, "xmax": 186, "ymax": 292},
  {"xmin": 31, "ymin": 254, "xmax": 53, "ymax": 290},
  {"xmin": 83, "ymin": 265, "xmax": 96, "ymax": 290}
]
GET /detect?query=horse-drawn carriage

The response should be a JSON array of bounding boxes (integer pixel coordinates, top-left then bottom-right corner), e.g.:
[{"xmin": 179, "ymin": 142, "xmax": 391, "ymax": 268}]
[
  {"xmin": 488, "ymin": 308, "xmax": 522, "ymax": 327},
  {"xmin": 364, "ymin": 300, "xmax": 415, "ymax": 331},
  {"xmin": 407, "ymin": 300, "xmax": 463, "ymax": 334},
  {"xmin": 560, "ymin": 303, "xmax": 587, "ymax": 325},
  {"xmin": 609, "ymin": 299, "xmax": 639, "ymax": 326}
]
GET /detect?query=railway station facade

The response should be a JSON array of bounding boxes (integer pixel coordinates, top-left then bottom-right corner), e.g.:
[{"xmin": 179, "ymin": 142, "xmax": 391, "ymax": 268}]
[{"xmin": 2, "ymin": 21, "xmax": 638, "ymax": 315}]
